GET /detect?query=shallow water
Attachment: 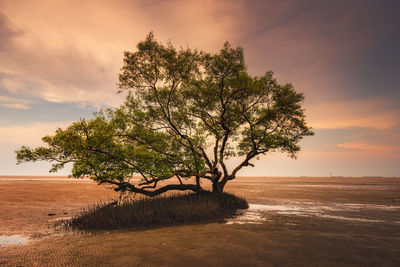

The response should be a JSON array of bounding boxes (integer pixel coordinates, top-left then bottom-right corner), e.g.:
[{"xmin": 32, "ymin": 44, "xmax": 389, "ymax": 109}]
[
  {"xmin": 0, "ymin": 235, "xmax": 28, "ymax": 246},
  {"xmin": 227, "ymin": 202, "xmax": 400, "ymax": 224}
]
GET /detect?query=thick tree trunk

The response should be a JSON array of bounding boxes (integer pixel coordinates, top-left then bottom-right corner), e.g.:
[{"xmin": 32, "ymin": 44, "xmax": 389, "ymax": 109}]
[
  {"xmin": 212, "ymin": 182, "xmax": 219, "ymax": 193},
  {"xmin": 212, "ymin": 180, "xmax": 227, "ymax": 193},
  {"xmin": 211, "ymin": 174, "xmax": 235, "ymax": 193}
]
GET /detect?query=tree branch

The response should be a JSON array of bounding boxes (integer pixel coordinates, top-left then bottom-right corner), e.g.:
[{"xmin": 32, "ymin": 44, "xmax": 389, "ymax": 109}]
[{"xmin": 109, "ymin": 180, "xmax": 204, "ymax": 197}]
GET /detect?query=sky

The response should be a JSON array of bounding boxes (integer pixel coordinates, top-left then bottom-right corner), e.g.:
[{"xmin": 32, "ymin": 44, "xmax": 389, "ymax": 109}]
[{"xmin": 0, "ymin": 0, "xmax": 399, "ymax": 177}]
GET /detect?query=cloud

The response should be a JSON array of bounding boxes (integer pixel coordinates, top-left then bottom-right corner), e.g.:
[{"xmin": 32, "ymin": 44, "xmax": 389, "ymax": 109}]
[
  {"xmin": 0, "ymin": 103, "xmax": 29, "ymax": 109},
  {"xmin": 236, "ymin": 0, "xmax": 400, "ymax": 95},
  {"xmin": 307, "ymin": 124, "xmax": 400, "ymax": 160},
  {"xmin": 0, "ymin": 95, "xmax": 31, "ymax": 109},
  {"xmin": 0, "ymin": 11, "xmax": 21, "ymax": 49},
  {"xmin": 337, "ymin": 141, "xmax": 399, "ymax": 152},
  {"xmin": 0, "ymin": 0, "xmax": 240, "ymax": 107},
  {"xmin": 307, "ymin": 99, "xmax": 400, "ymax": 129},
  {"xmin": 1, "ymin": 0, "xmax": 399, "ymax": 176},
  {"xmin": 1, "ymin": 0, "xmax": 398, "ymax": 120}
]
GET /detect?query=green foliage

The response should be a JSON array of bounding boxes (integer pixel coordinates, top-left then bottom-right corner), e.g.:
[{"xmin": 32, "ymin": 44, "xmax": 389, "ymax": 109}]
[{"xmin": 16, "ymin": 32, "xmax": 313, "ymax": 196}]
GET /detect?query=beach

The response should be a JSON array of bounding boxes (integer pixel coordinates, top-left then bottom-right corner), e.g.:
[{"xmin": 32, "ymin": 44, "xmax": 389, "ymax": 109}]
[{"xmin": 1, "ymin": 176, "xmax": 400, "ymax": 266}]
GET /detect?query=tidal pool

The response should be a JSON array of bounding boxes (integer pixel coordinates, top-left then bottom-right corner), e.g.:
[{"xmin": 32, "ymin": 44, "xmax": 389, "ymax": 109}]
[
  {"xmin": 227, "ymin": 202, "xmax": 400, "ymax": 224},
  {"xmin": 0, "ymin": 235, "xmax": 28, "ymax": 246}
]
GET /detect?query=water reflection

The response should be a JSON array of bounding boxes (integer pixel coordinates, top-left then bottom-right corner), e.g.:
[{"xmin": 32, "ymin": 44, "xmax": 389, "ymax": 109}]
[
  {"xmin": 0, "ymin": 235, "xmax": 28, "ymax": 246},
  {"xmin": 227, "ymin": 202, "xmax": 400, "ymax": 224}
]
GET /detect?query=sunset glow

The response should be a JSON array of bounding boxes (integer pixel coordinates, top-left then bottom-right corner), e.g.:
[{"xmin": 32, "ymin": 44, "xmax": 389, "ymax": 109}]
[{"xmin": 1, "ymin": 0, "xmax": 399, "ymax": 176}]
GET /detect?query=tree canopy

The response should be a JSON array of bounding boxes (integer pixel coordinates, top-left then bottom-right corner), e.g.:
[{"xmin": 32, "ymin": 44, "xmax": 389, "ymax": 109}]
[{"xmin": 16, "ymin": 33, "xmax": 314, "ymax": 196}]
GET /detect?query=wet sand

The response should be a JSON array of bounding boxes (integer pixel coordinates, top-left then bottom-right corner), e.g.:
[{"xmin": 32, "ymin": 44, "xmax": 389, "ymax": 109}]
[{"xmin": 1, "ymin": 176, "xmax": 400, "ymax": 266}]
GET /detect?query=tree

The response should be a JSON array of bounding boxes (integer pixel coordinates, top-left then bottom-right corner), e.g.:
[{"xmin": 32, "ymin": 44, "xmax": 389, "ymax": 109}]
[{"xmin": 16, "ymin": 33, "xmax": 314, "ymax": 196}]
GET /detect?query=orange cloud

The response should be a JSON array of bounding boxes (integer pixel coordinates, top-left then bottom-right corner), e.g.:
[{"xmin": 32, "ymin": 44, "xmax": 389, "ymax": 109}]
[
  {"xmin": 0, "ymin": 0, "xmax": 241, "ymax": 106},
  {"xmin": 338, "ymin": 141, "xmax": 400, "ymax": 153},
  {"xmin": 307, "ymin": 99, "xmax": 400, "ymax": 129},
  {"xmin": 335, "ymin": 141, "xmax": 400, "ymax": 160}
]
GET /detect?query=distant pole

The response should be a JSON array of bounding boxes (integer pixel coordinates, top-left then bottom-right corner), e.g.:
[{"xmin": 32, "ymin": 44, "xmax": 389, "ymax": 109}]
[{"xmin": 330, "ymin": 171, "xmax": 332, "ymax": 178}]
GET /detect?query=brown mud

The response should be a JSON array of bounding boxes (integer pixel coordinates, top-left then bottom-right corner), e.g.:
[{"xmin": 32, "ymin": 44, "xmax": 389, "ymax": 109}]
[{"xmin": 1, "ymin": 176, "xmax": 400, "ymax": 266}]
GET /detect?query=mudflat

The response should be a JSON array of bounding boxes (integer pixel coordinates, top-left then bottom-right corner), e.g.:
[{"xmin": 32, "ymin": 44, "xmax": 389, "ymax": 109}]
[{"xmin": 1, "ymin": 176, "xmax": 400, "ymax": 266}]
